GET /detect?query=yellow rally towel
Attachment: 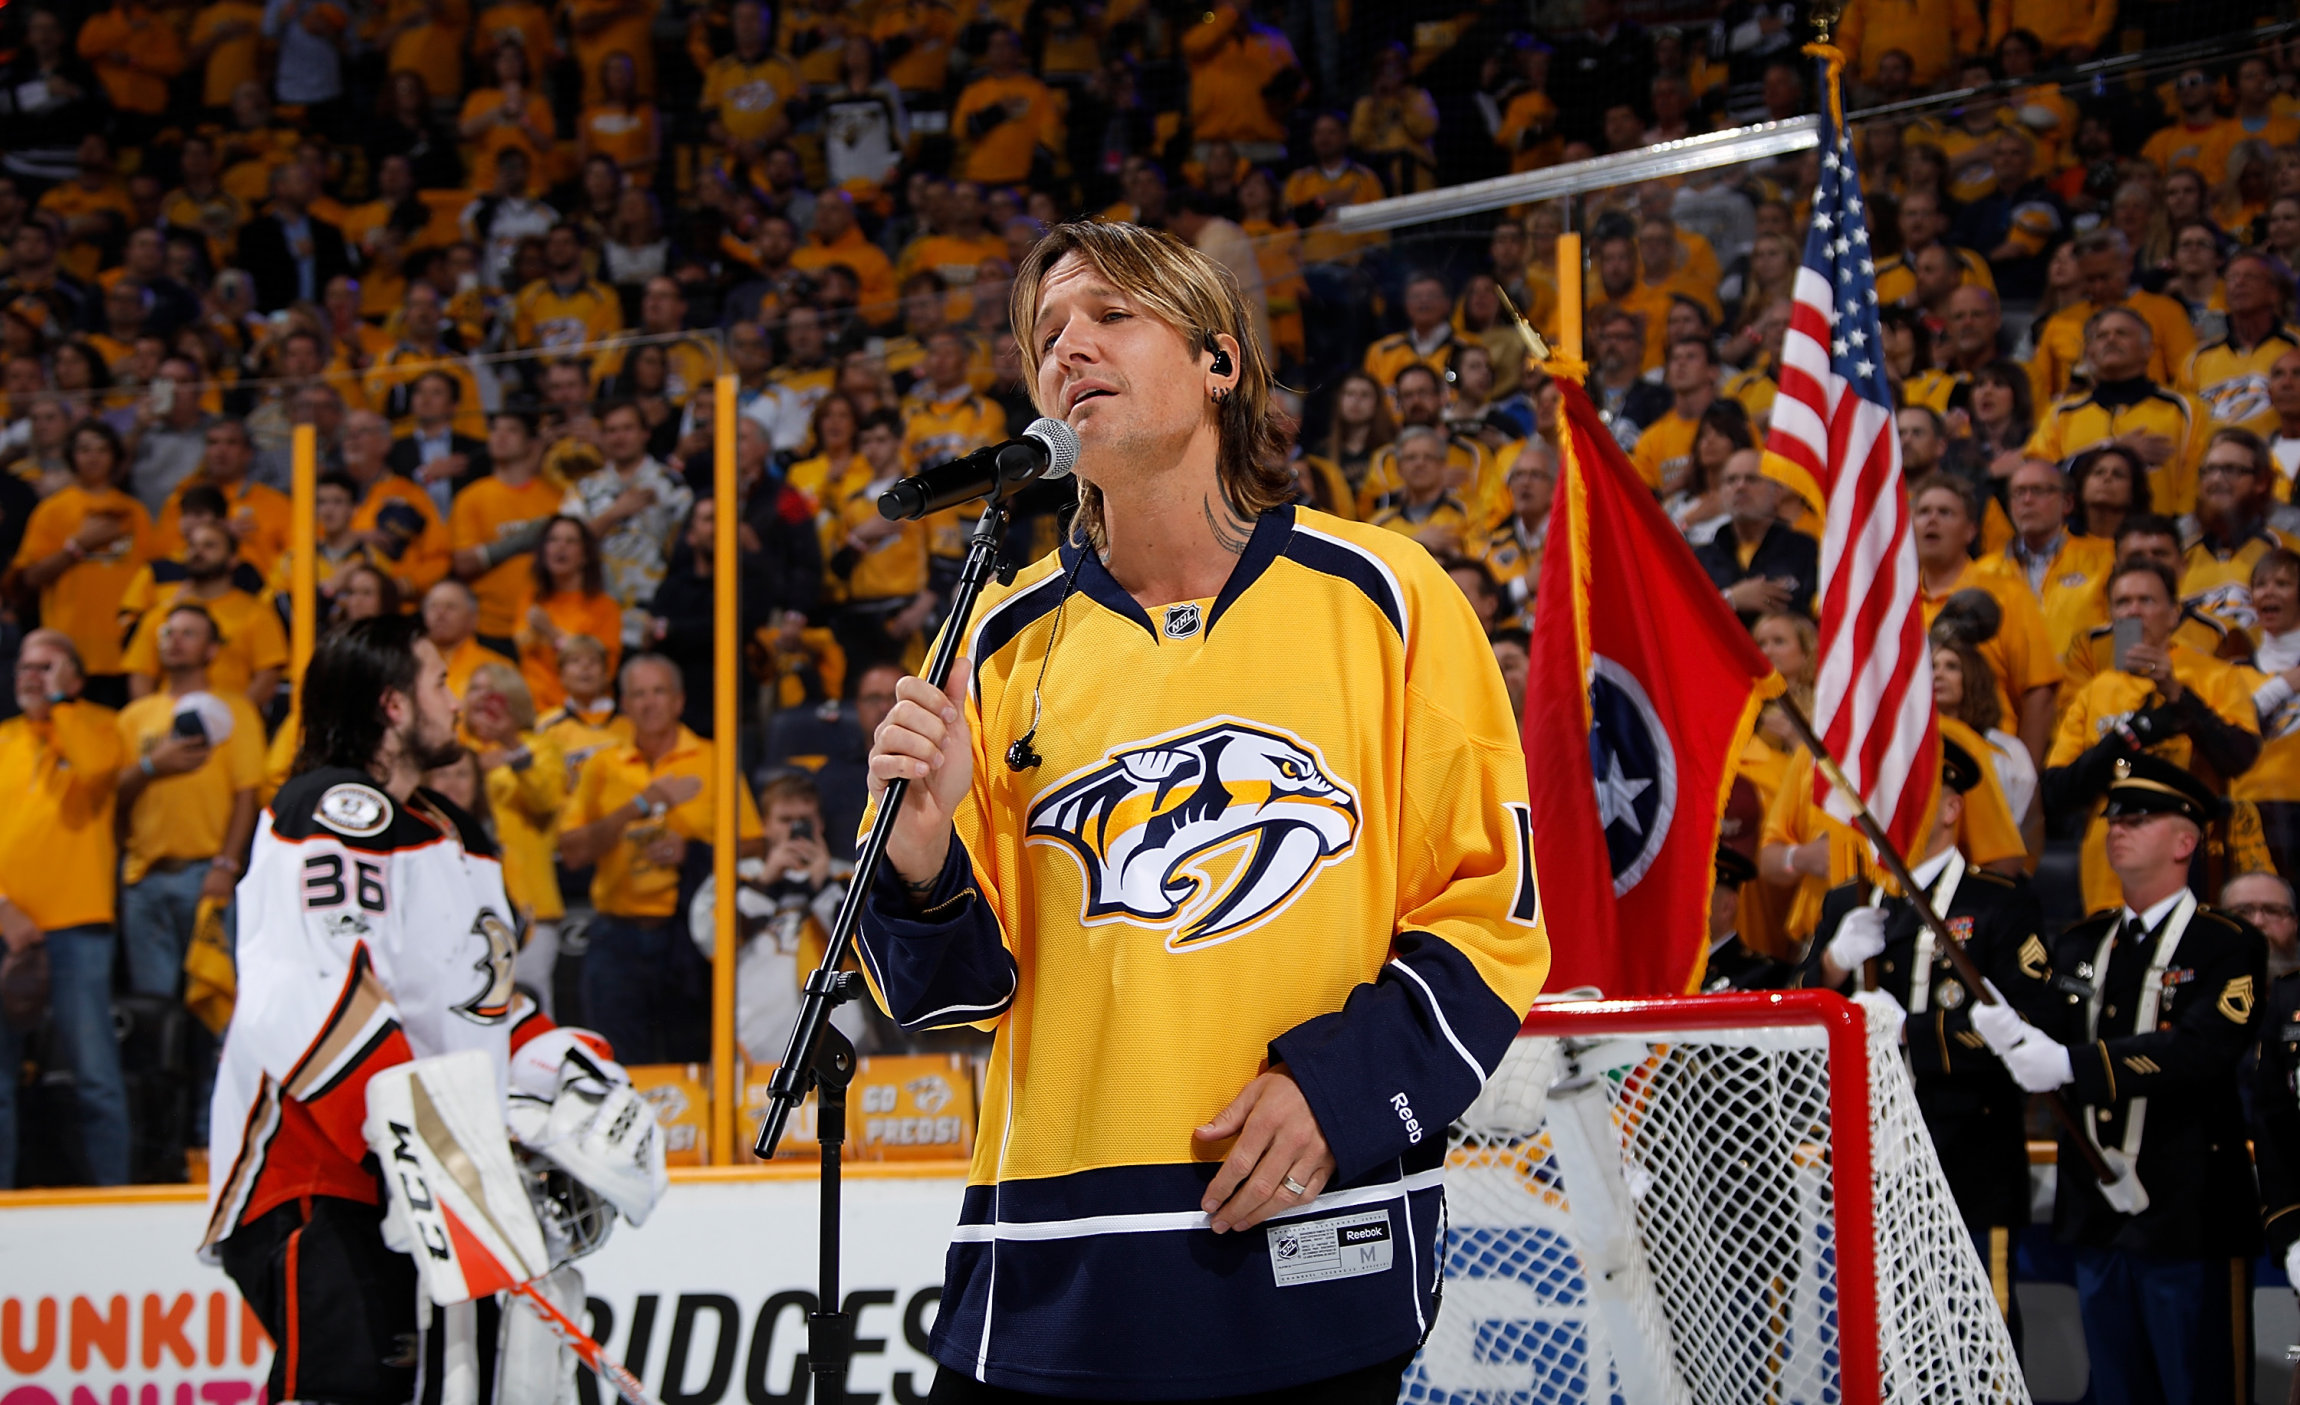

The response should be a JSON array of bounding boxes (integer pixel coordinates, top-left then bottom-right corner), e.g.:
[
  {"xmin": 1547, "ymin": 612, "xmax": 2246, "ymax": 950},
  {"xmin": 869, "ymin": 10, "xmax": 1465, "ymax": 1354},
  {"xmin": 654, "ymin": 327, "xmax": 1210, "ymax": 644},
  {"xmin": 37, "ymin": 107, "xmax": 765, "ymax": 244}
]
[{"xmin": 184, "ymin": 896, "xmax": 235, "ymax": 1035}]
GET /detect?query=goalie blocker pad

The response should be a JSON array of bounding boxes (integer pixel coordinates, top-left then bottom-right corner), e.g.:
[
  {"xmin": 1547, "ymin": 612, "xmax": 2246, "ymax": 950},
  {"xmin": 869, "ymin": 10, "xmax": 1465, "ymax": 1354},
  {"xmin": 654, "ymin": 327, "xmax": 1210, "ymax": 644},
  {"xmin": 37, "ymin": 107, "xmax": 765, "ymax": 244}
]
[{"xmin": 367, "ymin": 1050, "xmax": 550, "ymax": 1305}]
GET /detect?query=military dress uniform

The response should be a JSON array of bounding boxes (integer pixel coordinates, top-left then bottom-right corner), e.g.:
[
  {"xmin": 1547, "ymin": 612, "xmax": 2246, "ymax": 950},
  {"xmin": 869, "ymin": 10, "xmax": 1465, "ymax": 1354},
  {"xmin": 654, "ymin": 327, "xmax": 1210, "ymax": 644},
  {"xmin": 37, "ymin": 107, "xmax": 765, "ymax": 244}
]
[
  {"xmin": 2035, "ymin": 758, "xmax": 2266, "ymax": 1405},
  {"xmin": 1797, "ymin": 742, "xmax": 2054, "ymax": 1324},
  {"xmin": 1808, "ymin": 854, "xmax": 2051, "ymax": 1229},
  {"xmin": 1804, "ymin": 877, "xmax": 2051, "ymax": 1317},
  {"xmin": 2252, "ymin": 969, "xmax": 2300, "ymax": 1278},
  {"xmin": 1702, "ymin": 842, "xmax": 1794, "ymax": 992}
]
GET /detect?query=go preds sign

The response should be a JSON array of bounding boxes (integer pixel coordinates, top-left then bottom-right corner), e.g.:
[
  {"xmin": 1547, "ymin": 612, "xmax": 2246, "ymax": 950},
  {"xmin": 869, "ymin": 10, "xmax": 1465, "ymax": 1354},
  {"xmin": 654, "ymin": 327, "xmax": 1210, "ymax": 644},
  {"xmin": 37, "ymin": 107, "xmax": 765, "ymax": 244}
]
[{"xmin": 0, "ymin": 1176, "xmax": 961, "ymax": 1402}]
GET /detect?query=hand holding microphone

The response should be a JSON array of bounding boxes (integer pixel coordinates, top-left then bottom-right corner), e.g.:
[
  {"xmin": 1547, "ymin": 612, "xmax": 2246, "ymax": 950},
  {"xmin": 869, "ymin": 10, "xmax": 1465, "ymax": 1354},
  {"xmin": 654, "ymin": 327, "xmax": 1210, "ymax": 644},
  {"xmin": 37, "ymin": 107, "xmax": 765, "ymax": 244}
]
[
  {"xmin": 869, "ymin": 658, "xmax": 976, "ymax": 894},
  {"xmin": 866, "ymin": 420, "xmax": 1079, "ymax": 887}
]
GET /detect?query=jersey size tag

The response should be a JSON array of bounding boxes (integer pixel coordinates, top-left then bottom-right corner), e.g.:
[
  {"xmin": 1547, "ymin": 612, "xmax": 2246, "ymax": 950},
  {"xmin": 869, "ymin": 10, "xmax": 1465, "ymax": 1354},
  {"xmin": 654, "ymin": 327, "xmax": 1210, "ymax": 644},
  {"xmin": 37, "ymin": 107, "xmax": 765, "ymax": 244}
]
[{"xmin": 1266, "ymin": 1208, "xmax": 1394, "ymax": 1287}]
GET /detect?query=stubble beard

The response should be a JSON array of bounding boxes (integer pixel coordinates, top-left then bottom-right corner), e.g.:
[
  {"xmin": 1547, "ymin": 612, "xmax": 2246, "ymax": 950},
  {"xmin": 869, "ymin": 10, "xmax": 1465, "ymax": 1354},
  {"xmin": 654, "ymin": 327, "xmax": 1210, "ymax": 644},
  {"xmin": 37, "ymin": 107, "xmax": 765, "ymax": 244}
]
[{"xmin": 400, "ymin": 714, "xmax": 466, "ymax": 773}]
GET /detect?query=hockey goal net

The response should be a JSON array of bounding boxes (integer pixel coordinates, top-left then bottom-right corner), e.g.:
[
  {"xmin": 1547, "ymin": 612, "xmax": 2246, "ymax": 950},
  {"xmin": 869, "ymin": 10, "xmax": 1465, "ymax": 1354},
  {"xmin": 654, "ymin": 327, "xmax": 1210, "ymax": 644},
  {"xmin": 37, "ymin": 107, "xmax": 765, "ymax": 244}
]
[{"xmin": 1402, "ymin": 989, "xmax": 2026, "ymax": 1405}]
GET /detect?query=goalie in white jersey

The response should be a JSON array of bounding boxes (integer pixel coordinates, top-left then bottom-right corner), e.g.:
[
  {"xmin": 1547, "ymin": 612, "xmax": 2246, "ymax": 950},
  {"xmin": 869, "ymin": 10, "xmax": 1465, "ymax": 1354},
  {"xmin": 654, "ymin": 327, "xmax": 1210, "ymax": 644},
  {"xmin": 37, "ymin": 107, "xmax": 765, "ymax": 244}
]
[{"xmin": 201, "ymin": 616, "xmax": 664, "ymax": 1404}]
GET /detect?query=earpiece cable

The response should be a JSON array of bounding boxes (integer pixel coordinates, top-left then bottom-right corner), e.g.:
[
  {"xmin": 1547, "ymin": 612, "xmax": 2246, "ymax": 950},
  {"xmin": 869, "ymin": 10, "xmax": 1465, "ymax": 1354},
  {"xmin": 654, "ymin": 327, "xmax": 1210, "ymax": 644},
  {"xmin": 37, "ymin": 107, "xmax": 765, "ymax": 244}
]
[{"xmin": 1006, "ymin": 543, "xmax": 1091, "ymax": 772}]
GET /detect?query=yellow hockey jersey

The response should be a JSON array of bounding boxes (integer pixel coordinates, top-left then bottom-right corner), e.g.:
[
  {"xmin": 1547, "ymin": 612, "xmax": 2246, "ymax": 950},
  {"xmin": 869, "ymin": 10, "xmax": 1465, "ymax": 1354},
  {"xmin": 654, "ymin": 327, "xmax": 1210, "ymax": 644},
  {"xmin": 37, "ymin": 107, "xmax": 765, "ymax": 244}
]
[
  {"xmin": 900, "ymin": 386, "xmax": 1008, "ymax": 470},
  {"xmin": 2046, "ymin": 644, "xmax": 2260, "ymax": 913},
  {"xmin": 510, "ymin": 276, "xmax": 624, "ymax": 354},
  {"xmin": 1970, "ymin": 531, "xmax": 2116, "ymax": 661},
  {"xmin": 854, "ymin": 504, "xmax": 1547, "ymax": 1395},
  {"xmin": 2236, "ymin": 661, "xmax": 2300, "ymax": 803},
  {"xmin": 1355, "ymin": 433, "xmax": 1498, "ymax": 524},
  {"xmin": 2026, "ymin": 380, "xmax": 2213, "ymax": 518},
  {"xmin": 2182, "ymin": 523, "xmax": 2300, "ymax": 640},
  {"xmin": 2181, "ymin": 324, "xmax": 2300, "ymax": 428}
]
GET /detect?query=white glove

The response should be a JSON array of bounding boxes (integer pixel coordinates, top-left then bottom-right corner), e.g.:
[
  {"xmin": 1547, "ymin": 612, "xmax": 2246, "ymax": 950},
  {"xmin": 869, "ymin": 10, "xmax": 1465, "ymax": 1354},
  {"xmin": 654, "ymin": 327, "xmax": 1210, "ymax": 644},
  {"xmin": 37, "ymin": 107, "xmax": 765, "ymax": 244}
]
[
  {"xmin": 1970, "ymin": 999, "xmax": 2033, "ymax": 1057},
  {"xmin": 2002, "ymin": 1032, "xmax": 2073, "ymax": 1093},
  {"xmin": 2098, "ymin": 1147, "xmax": 2149, "ymax": 1216},
  {"xmin": 2283, "ymin": 1240, "xmax": 2300, "ymax": 1290},
  {"xmin": 1825, "ymin": 906, "xmax": 1889, "ymax": 974}
]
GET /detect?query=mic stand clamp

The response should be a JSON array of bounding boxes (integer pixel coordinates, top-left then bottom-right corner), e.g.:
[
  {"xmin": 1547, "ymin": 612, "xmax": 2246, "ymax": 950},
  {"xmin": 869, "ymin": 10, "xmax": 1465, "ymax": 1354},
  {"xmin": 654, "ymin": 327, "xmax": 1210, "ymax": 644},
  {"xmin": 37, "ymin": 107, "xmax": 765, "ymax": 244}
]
[{"xmin": 756, "ymin": 494, "xmax": 1018, "ymax": 1401}]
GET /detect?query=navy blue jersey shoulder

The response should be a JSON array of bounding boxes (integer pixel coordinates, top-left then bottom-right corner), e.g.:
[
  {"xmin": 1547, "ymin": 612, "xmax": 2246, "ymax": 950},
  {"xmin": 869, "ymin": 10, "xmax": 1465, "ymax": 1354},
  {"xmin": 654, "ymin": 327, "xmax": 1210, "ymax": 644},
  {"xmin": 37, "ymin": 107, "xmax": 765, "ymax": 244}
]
[
  {"xmin": 1280, "ymin": 523, "xmax": 1405, "ymax": 640},
  {"xmin": 969, "ymin": 565, "xmax": 1073, "ymax": 694}
]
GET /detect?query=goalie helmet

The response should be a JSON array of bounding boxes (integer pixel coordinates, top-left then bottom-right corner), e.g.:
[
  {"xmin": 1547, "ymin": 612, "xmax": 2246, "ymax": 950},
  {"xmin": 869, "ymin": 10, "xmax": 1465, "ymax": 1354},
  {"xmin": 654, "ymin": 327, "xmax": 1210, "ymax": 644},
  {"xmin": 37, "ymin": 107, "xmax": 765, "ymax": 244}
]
[{"xmin": 519, "ymin": 1146, "xmax": 617, "ymax": 1266}]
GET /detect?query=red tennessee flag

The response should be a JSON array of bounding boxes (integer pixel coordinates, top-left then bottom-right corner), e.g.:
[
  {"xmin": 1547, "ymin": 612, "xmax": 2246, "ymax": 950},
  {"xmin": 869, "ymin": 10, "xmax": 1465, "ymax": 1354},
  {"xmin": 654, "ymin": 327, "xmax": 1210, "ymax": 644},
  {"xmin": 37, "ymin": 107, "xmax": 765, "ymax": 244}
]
[{"xmin": 1526, "ymin": 377, "xmax": 1780, "ymax": 996}]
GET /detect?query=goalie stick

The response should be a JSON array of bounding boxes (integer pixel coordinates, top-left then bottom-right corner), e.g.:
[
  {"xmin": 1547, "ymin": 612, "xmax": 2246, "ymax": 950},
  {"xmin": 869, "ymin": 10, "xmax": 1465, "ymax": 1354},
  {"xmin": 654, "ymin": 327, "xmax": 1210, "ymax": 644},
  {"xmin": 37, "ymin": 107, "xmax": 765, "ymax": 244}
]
[
  {"xmin": 509, "ymin": 1277, "xmax": 661, "ymax": 1405},
  {"xmin": 367, "ymin": 1053, "xmax": 664, "ymax": 1405}
]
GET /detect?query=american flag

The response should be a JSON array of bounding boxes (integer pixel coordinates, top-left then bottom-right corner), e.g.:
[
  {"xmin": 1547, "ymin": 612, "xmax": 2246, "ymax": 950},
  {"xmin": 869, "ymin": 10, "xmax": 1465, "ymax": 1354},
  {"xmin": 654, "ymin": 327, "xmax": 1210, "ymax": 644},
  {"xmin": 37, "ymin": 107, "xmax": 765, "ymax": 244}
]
[{"xmin": 1762, "ymin": 80, "xmax": 1938, "ymax": 855}]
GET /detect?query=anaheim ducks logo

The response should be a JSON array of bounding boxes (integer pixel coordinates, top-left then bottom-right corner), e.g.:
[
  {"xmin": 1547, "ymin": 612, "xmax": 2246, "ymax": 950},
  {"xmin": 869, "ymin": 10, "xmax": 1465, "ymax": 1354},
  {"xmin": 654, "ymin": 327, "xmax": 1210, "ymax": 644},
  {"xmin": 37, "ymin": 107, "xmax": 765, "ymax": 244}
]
[
  {"xmin": 1026, "ymin": 720, "xmax": 1360, "ymax": 950},
  {"xmin": 455, "ymin": 907, "xmax": 519, "ymax": 1024}
]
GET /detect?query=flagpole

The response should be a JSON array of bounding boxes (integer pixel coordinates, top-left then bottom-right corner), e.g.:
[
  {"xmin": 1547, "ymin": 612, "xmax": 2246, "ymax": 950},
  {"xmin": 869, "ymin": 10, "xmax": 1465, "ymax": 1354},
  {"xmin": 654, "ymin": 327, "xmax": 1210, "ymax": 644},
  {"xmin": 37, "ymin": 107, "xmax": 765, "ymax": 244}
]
[
  {"xmin": 1772, "ymin": 693, "xmax": 2119, "ymax": 1186},
  {"xmin": 1556, "ymin": 233, "xmax": 1582, "ymax": 366}
]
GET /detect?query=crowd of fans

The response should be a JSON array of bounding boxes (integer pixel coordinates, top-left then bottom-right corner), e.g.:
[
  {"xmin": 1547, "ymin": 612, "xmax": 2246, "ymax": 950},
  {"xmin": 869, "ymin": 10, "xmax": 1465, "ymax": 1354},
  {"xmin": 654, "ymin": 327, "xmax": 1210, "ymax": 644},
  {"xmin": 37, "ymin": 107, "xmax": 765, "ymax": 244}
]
[{"xmin": 0, "ymin": 0, "xmax": 2293, "ymax": 1261}]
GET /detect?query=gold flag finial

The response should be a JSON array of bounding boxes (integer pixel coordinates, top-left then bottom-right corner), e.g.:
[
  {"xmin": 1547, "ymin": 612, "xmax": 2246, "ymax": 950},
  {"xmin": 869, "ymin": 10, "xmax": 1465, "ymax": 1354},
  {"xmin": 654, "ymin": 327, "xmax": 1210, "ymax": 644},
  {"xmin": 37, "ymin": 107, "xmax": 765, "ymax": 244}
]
[
  {"xmin": 1493, "ymin": 280, "xmax": 1550, "ymax": 364},
  {"xmin": 1808, "ymin": 0, "xmax": 1844, "ymax": 44},
  {"xmin": 1496, "ymin": 268, "xmax": 1588, "ymax": 382}
]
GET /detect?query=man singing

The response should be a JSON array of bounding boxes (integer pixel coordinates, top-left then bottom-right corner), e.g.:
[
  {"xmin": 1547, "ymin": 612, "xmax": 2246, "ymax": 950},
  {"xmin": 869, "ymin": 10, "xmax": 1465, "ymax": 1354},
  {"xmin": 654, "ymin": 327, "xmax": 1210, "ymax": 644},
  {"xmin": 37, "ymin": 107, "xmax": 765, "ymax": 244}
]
[{"xmin": 857, "ymin": 220, "xmax": 1549, "ymax": 1401}]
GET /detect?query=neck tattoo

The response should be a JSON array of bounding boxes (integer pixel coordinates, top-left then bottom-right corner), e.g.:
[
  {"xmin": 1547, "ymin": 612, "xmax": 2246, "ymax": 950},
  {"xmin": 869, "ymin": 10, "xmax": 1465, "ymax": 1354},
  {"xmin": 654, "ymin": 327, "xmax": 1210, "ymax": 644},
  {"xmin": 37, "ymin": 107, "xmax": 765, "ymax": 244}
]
[{"xmin": 1203, "ymin": 496, "xmax": 1253, "ymax": 556}]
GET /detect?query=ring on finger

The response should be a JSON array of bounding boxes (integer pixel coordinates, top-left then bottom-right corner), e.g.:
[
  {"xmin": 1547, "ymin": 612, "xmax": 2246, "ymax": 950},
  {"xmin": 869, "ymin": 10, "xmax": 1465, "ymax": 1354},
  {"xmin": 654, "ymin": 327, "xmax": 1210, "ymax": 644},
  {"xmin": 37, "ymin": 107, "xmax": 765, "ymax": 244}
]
[{"xmin": 1280, "ymin": 1175, "xmax": 1310, "ymax": 1197}]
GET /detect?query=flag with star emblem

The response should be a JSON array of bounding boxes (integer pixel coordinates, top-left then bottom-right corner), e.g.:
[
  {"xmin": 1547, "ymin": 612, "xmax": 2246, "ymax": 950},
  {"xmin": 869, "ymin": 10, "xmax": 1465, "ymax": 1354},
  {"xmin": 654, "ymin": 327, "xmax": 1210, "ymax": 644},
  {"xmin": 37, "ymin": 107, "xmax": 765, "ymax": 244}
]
[
  {"xmin": 1527, "ymin": 376, "xmax": 1780, "ymax": 995},
  {"xmin": 1762, "ymin": 68, "xmax": 1939, "ymax": 860}
]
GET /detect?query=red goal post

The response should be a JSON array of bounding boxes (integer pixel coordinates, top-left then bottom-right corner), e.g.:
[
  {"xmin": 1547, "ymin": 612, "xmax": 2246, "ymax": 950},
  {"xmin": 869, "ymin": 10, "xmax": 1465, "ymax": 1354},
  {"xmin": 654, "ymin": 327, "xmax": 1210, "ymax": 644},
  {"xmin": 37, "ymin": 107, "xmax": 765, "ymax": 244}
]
[{"xmin": 1403, "ymin": 988, "xmax": 2026, "ymax": 1405}]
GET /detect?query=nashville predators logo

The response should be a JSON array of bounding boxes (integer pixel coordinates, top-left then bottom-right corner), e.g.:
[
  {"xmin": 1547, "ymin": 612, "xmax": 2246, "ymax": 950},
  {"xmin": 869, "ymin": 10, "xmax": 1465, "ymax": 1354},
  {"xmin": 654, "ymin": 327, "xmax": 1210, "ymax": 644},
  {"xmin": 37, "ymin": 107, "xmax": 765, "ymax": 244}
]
[
  {"xmin": 2183, "ymin": 582, "xmax": 2255, "ymax": 632},
  {"xmin": 1026, "ymin": 720, "xmax": 1360, "ymax": 950}
]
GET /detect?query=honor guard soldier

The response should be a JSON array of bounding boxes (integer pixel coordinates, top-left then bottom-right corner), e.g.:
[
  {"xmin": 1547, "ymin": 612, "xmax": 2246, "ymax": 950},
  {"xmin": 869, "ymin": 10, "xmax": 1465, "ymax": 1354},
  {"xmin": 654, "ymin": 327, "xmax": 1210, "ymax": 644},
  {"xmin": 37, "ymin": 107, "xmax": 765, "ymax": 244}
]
[
  {"xmin": 1702, "ymin": 842, "xmax": 1793, "ymax": 991},
  {"xmin": 2254, "ymin": 926, "xmax": 2300, "ymax": 1297},
  {"xmin": 1973, "ymin": 753, "xmax": 2266, "ymax": 1405},
  {"xmin": 1800, "ymin": 737, "xmax": 2053, "ymax": 1332}
]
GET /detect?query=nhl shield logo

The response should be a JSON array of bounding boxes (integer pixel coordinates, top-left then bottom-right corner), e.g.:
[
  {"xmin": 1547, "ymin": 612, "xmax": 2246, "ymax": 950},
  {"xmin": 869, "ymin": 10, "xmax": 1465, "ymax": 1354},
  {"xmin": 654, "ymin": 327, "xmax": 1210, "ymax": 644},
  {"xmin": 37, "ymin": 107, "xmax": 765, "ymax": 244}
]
[{"xmin": 1164, "ymin": 603, "xmax": 1203, "ymax": 639}]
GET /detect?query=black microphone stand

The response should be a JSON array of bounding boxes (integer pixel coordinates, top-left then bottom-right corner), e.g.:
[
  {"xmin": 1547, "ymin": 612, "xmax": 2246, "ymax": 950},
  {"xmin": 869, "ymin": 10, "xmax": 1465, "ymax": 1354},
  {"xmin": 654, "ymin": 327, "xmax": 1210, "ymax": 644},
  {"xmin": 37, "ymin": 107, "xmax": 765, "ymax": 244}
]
[{"xmin": 755, "ymin": 488, "xmax": 1022, "ymax": 1401}]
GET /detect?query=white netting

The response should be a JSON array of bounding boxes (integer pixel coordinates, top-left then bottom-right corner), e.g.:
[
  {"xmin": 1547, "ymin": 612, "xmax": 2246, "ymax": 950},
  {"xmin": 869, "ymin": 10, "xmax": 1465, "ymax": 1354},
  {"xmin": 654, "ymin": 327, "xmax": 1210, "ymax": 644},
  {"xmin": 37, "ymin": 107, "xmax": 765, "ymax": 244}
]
[{"xmin": 1404, "ymin": 994, "xmax": 2026, "ymax": 1405}]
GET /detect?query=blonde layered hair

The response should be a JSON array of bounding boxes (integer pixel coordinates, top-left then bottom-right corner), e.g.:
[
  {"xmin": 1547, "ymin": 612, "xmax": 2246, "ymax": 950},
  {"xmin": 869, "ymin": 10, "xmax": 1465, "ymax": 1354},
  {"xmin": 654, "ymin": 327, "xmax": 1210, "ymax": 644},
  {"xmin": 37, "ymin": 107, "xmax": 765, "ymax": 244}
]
[
  {"xmin": 1009, "ymin": 221, "xmax": 1289, "ymax": 552},
  {"xmin": 468, "ymin": 660, "xmax": 538, "ymax": 732}
]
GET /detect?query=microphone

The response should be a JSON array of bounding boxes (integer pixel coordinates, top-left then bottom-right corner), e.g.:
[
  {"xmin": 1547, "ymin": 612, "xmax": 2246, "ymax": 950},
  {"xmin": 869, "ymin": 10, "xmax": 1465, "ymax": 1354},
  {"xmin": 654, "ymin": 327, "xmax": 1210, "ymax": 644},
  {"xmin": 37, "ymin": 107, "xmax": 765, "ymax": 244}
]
[{"xmin": 879, "ymin": 417, "xmax": 1079, "ymax": 521}]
